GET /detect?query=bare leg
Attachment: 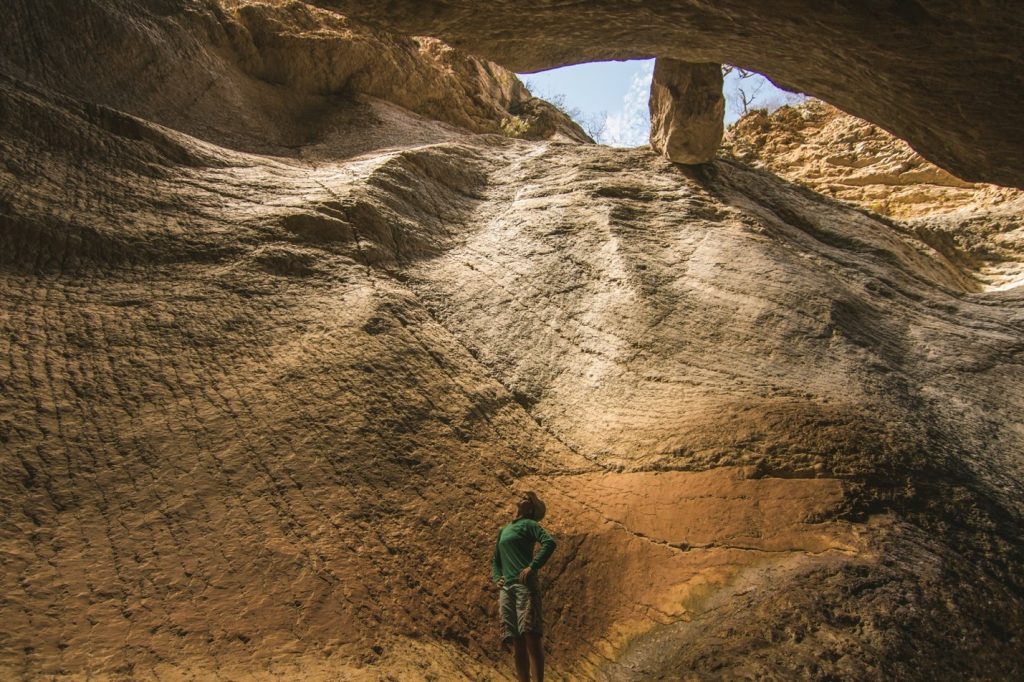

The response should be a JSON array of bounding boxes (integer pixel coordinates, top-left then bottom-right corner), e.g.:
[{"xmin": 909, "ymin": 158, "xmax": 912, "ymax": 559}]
[
  {"xmin": 525, "ymin": 632, "xmax": 544, "ymax": 682},
  {"xmin": 512, "ymin": 636, "xmax": 530, "ymax": 682}
]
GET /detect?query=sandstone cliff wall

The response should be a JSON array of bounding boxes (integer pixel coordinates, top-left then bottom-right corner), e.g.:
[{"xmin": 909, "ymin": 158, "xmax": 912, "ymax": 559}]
[
  {"xmin": 726, "ymin": 101, "xmax": 1024, "ymax": 292},
  {"xmin": 1, "ymin": 2, "xmax": 1023, "ymax": 680},
  {"xmin": 0, "ymin": 0, "xmax": 588, "ymax": 154}
]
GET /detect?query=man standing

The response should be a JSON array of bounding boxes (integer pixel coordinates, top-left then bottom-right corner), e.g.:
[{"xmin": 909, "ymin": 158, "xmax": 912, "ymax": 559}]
[{"xmin": 491, "ymin": 491, "xmax": 556, "ymax": 682}]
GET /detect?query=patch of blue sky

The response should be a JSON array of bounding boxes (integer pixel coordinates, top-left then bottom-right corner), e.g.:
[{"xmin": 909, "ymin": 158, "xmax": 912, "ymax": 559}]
[{"xmin": 520, "ymin": 60, "xmax": 805, "ymax": 147}]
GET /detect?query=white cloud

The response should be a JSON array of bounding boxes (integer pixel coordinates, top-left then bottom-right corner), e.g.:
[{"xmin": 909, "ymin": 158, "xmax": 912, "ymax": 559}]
[
  {"xmin": 598, "ymin": 62, "xmax": 654, "ymax": 147},
  {"xmin": 525, "ymin": 61, "xmax": 805, "ymax": 146},
  {"xmin": 595, "ymin": 62, "xmax": 806, "ymax": 143}
]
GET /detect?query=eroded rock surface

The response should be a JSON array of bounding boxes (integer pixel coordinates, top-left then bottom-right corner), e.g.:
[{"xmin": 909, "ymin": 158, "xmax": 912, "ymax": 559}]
[
  {"xmin": 726, "ymin": 100, "xmax": 1024, "ymax": 291},
  {"xmin": 0, "ymin": 0, "xmax": 588, "ymax": 152},
  {"xmin": 313, "ymin": 0, "xmax": 1024, "ymax": 188},
  {"xmin": 2, "ymin": 1, "xmax": 1024, "ymax": 680},
  {"xmin": 648, "ymin": 59, "xmax": 724, "ymax": 165}
]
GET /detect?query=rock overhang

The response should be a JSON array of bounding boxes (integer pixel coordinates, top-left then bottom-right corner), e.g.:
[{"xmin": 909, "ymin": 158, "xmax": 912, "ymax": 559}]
[{"xmin": 310, "ymin": 0, "xmax": 1024, "ymax": 188}]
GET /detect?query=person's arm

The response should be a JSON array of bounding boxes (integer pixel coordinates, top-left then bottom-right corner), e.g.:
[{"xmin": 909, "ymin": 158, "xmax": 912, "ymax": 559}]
[
  {"xmin": 528, "ymin": 522, "xmax": 556, "ymax": 571},
  {"xmin": 491, "ymin": 530, "xmax": 504, "ymax": 584}
]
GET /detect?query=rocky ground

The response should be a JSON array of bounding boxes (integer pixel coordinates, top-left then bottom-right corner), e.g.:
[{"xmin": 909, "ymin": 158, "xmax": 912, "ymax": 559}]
[{"xmin": 2, "ymin": 1, "xmax": 1023, "ymax": 680}]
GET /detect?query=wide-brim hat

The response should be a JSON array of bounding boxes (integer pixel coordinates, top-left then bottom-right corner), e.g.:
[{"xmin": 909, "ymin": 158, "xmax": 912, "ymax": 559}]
[{"xmin": 525, "ymin": 491, "xmax": 546, "ymax": 521}]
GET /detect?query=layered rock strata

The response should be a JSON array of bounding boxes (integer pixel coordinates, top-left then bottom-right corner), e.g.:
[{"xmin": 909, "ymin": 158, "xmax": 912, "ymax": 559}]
[
  {"xmin": 2, "ymin": 1, "xmax": 1024, "ymax": 680},
  {"xmin": 312, "ymin": 0, "xmax": 1024, "ymax": 188},
  {"xmin": 648, "ymin": 59, "xmax": 724, "ymax": 164},
  {"xmin": 726, "ymin": 100, "xmax": 1024, "ymax": 291}
]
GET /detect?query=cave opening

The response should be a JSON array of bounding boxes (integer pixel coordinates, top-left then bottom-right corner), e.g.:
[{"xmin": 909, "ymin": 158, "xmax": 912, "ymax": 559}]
[
  {"xmin": 4, "ymin": 1, "xmax": 1024, "ymax": 678},
  {"xmin": 518, "ymin": 60, "xmax": 805, "ymax": 147}
]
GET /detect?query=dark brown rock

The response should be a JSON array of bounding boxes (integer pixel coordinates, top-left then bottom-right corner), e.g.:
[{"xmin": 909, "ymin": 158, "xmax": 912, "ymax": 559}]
[{"xmin": 648, "ymin": 59, "xmax": 723, "ymax": 164}]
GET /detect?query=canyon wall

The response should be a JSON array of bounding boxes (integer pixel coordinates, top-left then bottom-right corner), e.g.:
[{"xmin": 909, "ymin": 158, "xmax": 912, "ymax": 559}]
[
  {"xmin": 1, "ymin": 1, "xmax": 1023, "ymax": 679},
  {"xmin": 0, "ymin": 0, "xmax": 588, "ymax": 153},
  {"xmin": 725, "ymin": 101, "xmax": 1024, "ymax": 293}
]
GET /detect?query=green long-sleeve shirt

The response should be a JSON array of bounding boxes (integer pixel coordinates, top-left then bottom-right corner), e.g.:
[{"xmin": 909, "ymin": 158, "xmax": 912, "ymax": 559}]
[{"xmin": 491, "ymin": 518, "xmax": 556, "ymax": 584}]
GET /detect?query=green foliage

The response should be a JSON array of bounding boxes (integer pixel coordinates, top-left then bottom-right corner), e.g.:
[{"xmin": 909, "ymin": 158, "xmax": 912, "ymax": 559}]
[
  {"xmin": 500, "ymin": 115, "xmax": 531, "ymax": 138},
  {"xmin": 521, "ymin": 85, "xmax": 605, "ymax": 142},
  {"xmin": 544, "ymin": 93, "xmax": 580, "ymax": 121}
]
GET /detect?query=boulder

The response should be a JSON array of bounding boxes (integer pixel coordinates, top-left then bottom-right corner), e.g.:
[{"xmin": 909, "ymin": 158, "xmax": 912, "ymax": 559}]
[{"xmin": 648, "ymin": 59, "xmax": 723, "ymax": 164}]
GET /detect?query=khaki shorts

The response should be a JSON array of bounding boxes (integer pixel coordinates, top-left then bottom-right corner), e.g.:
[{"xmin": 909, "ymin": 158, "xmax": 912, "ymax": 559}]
[{"xmin": 499, "ymin": 580, "xmax": 543, "ymax": 643}]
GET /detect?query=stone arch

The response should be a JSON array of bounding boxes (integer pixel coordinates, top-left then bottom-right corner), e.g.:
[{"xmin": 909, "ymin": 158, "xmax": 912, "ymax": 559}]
[{"xmin": 312, "ymin": 0, "xmax": 1024, "ymax": 187}]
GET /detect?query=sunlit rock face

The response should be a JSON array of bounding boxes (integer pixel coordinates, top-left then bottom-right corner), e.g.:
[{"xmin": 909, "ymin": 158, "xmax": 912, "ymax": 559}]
[
  {"xmin": 312, "ymin": 0, "xmax": 1024, "ymax": 189},
  {"xmin": 648, "ymin": 59, "xmax": 724, "ymax": 164},
  {"xmin": 2, "ymin": 1, "xmax": 1024, "ymax": 680},
  {"xmin": 0, "ymin": 0, "xmax": 588, "ymax": 150},
  {"xmin": 725, "ymin": 100, "xmax": 1024, "ymax": 292}
]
